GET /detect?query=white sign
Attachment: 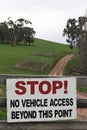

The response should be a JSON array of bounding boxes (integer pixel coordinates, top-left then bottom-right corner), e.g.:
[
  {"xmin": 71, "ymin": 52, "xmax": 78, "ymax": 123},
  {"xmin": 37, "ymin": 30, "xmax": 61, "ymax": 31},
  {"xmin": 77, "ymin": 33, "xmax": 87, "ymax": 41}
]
[{"xmin": 7, "ymin": 77, "xmax": 77, "ymax": 122}]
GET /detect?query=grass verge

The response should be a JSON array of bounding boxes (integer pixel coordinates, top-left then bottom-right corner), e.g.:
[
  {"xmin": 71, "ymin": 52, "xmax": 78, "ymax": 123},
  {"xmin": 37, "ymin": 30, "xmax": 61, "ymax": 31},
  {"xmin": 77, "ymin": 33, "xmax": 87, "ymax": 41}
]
[{"xmin": 0, "ymin": 108, "xmax": 6, "ymax": 120}]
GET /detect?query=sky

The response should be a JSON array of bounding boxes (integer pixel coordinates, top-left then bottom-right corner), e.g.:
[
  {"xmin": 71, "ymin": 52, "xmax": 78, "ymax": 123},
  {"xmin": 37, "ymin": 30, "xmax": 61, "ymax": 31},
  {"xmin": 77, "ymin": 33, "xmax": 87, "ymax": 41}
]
[{"xmin": 0, "ymin": 0, "xmax": 87, "ymax": 44}]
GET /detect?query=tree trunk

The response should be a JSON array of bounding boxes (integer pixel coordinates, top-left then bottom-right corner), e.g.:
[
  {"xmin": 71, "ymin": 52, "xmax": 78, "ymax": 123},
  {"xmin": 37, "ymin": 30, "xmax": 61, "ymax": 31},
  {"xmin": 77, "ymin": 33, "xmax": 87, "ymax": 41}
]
[
  {"xmin": 13, "ymin": 32, "xmax": 16, "ymax": 47},
  {"xmin": 78, "ymin": 36, "xmax": 87, "ymax": 75}
]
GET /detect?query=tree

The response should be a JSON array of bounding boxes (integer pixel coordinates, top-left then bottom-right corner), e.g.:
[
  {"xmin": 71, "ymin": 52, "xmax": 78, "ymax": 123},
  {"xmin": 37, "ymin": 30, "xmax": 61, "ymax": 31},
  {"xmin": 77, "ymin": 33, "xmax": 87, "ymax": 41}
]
[
  {"xmin": 23, "ymin": 27, "xmax": 35, "ymax": 45},
  {"xmin": 63, "ymin": 16, "xmax": 87, "ymax": 75},
  {"xmin": 0, "ymin": 18, "xmax": 35, "ymax": 46},
  {"xmin": 6, "ymin": 18, "xmax": 35, "ymax": 46},
  {"xmin": 63, "ymin": 18, "xmax": 77, "ymax": 49},
  {"xmin": 7, "ymin": 18, "xmax": 17, "ymax": 46},
  {"xmin": 16, "ymin": 18, "xmax": 32, "ymax": 27},
  {"xmin": 0, "ymin": 21, "xmax": 9, "ymax": 43}
]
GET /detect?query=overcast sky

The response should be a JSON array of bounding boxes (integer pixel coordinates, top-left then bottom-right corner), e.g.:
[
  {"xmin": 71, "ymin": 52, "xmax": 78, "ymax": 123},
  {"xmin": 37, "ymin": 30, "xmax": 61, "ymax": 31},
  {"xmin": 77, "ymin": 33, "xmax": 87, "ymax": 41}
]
[{"xmin": 0, "ymin": 0, "xmax": 87, "ymax": 43}]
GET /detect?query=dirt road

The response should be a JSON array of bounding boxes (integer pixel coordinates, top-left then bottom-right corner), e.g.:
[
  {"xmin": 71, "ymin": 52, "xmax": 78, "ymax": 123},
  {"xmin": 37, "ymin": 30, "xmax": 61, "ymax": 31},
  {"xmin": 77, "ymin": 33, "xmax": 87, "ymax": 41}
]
[
  {"xmin": 49, "ymin": 54, "xmax": 87, "ymax": 120},
  {"xmin": 49, "ymin": 54, "xmax": 74, "ymax": 76}
]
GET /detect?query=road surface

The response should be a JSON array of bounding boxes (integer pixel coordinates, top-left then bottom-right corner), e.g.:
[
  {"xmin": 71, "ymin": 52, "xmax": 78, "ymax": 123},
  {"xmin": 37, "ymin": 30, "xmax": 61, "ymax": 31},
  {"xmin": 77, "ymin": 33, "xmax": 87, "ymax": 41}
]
[{"xmin": 49, "ymin": 54, "xmax": 74, "ymax": 76}]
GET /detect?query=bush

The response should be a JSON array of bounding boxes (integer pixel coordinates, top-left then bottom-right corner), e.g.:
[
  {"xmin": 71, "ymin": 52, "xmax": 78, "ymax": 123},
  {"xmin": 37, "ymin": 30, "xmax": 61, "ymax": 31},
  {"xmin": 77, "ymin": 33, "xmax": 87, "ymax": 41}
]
[{"xmin": 15, "ymin": 57, "xmax": 49, "ymax": 72}]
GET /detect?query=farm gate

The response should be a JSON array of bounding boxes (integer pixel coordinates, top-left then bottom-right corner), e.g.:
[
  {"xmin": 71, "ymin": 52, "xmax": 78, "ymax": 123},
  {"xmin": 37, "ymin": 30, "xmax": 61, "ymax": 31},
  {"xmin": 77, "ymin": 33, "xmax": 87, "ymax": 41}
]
[{"xmin": 0, "ymin": 74, "xmax": 87, "ymax": 130}]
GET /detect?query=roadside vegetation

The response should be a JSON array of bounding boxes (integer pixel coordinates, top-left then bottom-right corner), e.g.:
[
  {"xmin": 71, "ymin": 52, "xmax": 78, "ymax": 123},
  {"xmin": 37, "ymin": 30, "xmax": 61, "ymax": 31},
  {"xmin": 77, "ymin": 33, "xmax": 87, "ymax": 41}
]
[
  {"xmin": 0, "ymin": 108, "xmax": 6, "ymax": 120},
  {"xmin": 0, "ymin": 84, "xmax": 6, "ymax": 120},
  {"xmin": 64, "ymin": 54, "xmax": 84, "ymax": 76}
]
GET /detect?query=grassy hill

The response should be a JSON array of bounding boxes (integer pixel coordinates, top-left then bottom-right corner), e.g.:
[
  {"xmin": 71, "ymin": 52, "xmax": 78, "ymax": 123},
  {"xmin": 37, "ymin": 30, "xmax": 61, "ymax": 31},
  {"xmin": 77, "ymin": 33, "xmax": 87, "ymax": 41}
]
[{"xmin": 0, "ymin": 38, "xmax": 78, "ymax": 75}]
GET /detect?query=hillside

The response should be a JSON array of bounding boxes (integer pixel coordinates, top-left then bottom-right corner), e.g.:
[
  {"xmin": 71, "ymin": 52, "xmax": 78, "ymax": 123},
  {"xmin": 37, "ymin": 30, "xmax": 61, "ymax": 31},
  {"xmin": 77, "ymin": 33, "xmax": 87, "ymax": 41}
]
[{"xmin": 0, "ymin": 38, "xmax": 78, "ymax": 75}]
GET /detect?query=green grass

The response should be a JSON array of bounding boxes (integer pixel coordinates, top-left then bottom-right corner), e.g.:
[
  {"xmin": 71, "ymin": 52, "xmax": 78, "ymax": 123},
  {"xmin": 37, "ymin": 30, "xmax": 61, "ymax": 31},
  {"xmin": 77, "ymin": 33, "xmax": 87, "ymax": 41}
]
[
  {"xmin": 0, "ymin": 38, "xmax": 77, "ymax": 75},
  {"xmin": 77, "ymin": 86, "xmax": 87, "ymax": 93},
  {"xmin": 0, "ymin": 108, "xmax": 6, "ymax": 120},
  {"xmin": 0, "ymin": 84, "xmax": 6, "ymax": 120},
  {"xmin": 0, "ymin": 84, "xmax": 6, "ymax": 97},
  {"xmin": 64, "ymin": 53, "xmax": 83, "ymax": 76}
]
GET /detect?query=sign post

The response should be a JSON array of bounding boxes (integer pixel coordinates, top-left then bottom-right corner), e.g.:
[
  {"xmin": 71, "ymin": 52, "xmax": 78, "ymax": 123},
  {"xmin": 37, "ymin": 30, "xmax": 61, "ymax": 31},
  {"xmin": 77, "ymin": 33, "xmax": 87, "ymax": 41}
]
[{"xmin": 6, "ymin": 77, "xmax": 77, "ymax": 122}]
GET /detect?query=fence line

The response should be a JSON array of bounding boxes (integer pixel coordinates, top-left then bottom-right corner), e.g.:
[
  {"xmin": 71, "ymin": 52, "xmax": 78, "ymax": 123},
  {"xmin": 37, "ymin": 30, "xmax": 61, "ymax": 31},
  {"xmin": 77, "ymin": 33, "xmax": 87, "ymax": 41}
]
[{"xmin": 0, "ymin": 74, "xmax": 87, "ymax": 86}]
